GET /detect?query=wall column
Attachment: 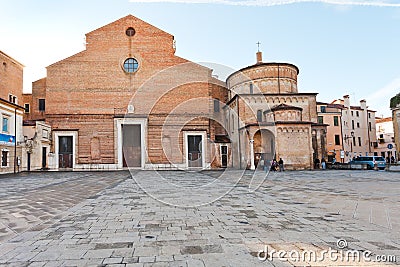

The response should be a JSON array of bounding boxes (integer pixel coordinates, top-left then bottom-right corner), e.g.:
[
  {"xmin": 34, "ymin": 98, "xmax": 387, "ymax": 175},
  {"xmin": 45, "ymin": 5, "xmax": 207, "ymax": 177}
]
[{"xmin": 250, "ymin": 139, "xmax": 255, "ymax": 170}]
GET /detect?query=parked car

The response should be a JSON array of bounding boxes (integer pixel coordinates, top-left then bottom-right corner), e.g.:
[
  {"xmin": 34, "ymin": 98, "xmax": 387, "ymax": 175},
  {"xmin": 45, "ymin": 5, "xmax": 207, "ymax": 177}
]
[{"xmin": 349, "ymin": 156, "xmax": 386, "ymax": 170}]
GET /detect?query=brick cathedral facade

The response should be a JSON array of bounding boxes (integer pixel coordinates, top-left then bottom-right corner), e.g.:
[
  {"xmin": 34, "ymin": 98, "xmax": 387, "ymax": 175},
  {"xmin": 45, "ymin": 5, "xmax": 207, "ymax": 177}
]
[{"xmin": 24, "ymin": 15, "xmax": 326, "ymax": 170}]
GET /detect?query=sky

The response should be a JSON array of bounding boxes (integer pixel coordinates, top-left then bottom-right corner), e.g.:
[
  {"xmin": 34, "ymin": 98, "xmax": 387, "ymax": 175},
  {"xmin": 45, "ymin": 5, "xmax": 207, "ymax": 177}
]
[{"xmin": 0, "ymin": 0, "xmax": 399, "ymax": 117}]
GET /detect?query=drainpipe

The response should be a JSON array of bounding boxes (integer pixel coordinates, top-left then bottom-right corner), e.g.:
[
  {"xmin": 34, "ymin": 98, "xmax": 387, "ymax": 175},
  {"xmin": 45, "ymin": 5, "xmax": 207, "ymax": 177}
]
[{"xmin": 366, "ymin": 111, "xmax": 371, "ymax": 154}]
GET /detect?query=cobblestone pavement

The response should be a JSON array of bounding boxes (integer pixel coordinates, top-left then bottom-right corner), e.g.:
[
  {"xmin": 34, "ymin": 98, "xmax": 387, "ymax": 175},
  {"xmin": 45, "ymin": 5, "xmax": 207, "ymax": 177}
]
[{"xmin": 0, "ymin": 170, "xmax": 399, "ymax": 266}]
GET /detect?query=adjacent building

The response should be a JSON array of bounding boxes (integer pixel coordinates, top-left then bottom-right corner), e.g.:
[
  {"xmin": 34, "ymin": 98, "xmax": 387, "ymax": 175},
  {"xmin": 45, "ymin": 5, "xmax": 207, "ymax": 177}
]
[
  {"xmin": 0, "ymin": 51, "xmax": 25, "ymax": 174},
  {"xmin": 317, "ymin": 102, "xmax": 343, "ymax": 163},
  {"xmin": 319, "ymin": 95, "xmax": 377, "ymax": 163},
  {"xmin": 390, "ymin": 93, "xmax": 400, "ymax": 161},
  {"xmin": 375, "ymin": 117, "xmax": 397, "ymax": 162}
]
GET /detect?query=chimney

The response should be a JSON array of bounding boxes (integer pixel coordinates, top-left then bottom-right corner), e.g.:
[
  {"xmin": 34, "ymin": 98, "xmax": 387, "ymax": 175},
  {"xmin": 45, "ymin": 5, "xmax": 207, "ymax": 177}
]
[
  {"xmin": 343, "ymin": 95, "xmax": 350, "ymax": 108},
  {"xmin": 256, "ymin": 51, "xmax": 262, "ymax": 64},
  {"xmin": 360, "ymin": 99, "xmax": 367, "ymax": 110}
]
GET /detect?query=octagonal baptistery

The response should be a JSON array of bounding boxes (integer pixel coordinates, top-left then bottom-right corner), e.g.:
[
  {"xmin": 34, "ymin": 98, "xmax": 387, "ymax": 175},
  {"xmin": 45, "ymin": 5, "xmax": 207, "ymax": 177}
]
[{"xmin": 226, "ymin": 53, "xmax": 299, "ymax": 95}]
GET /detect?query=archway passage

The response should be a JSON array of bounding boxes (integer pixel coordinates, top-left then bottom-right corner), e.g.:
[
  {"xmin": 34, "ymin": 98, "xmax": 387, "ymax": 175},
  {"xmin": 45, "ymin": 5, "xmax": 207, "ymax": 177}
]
[{"xmin": 253, "ymin": 129, "xmax": 275, "ymax": 169}]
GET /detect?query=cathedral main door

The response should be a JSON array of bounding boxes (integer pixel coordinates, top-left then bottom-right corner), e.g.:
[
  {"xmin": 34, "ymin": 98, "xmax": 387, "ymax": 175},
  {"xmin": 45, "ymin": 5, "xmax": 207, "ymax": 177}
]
[{"xmin": 122, "ymin": 124, "xmax": 142, "ymax": 168}]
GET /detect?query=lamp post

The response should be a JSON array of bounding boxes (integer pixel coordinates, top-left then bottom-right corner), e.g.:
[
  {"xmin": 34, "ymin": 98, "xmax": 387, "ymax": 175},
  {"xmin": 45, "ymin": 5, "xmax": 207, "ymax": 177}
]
[{"xmin": 344, "ymin": 131, "xmax": 355, "ymax": 161}]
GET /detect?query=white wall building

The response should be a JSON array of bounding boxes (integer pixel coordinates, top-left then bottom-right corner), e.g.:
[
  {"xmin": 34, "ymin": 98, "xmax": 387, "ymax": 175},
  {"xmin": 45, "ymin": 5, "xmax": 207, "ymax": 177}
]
[
  {"xmin": 375, "ymin": 117, "xmax": 397, "ymax": 162},
  {"xmin": 332, "ymin": 95, "xmax": 377, "ymax": 162}
]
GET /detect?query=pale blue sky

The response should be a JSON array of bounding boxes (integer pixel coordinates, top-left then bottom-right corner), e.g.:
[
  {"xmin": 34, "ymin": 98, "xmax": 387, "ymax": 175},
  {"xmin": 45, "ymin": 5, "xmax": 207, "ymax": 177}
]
[{"xmin": 1, "ymin": 0, "xmax": 399, "ymax": 116}]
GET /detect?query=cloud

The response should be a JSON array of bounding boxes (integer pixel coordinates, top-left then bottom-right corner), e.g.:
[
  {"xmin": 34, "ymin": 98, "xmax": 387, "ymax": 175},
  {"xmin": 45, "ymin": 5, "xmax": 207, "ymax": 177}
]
[{"xmin": 129, "ymin": 0, "xmax": 400, "ymax": 7}]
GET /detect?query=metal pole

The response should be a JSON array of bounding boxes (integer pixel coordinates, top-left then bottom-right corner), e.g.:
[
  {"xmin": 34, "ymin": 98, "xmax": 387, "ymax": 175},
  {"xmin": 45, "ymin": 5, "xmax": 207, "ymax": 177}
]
[
  {"xmin": 350, "ymin": 140, "xmax": 353, "ymax": 159},
  {"xmin": 14, "ymin": 108, "xmax": 16, "ymax": 174}
]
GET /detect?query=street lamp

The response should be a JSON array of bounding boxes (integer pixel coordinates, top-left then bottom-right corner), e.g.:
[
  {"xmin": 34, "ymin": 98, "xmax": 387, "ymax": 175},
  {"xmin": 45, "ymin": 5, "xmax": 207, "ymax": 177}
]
[{"xmin": 344, "ymin": 131, "xmax": 355, "ymax": 160}]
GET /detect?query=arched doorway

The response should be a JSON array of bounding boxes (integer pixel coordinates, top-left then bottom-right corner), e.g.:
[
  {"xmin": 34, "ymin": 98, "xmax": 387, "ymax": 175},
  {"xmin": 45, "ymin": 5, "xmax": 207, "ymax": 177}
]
[{"xmin": 253, "ymin": 129, "xmax": 275, "ymax": 169}]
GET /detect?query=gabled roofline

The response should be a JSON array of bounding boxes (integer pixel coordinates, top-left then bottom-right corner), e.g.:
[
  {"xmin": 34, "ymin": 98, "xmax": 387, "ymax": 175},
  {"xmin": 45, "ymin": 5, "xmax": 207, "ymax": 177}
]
[
  {"xmin": 0, "ymin": 50, "xmax": 24, "ymax": 68},
  {"xmin": 270, "ymin": 103, "xmax": 303, "ymax": 112},
  {"xmin": 86, "ymin": 14, "xmax": 173, "ymax": 37}
]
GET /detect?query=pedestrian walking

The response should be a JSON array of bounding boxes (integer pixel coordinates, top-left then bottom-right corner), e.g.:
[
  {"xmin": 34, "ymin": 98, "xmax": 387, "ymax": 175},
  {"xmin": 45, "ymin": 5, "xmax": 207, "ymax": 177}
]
[
  {"xmin": 278, "ymin": 158, "xmax": 284, "ymax": 172},
  {"xmin": 314, "ymin": 158, "xmax": 320, "ymax": 169},
  {"xmin": 264, "ymin": 158, "xmax": 269, "ymax": 172},
  {"xmin": 321, "ymin": 158, "xmax": 326, "ymax": 170},
  {"xmin": 270, "ymin": 159, "xmax": 277, "ymax": 171}
]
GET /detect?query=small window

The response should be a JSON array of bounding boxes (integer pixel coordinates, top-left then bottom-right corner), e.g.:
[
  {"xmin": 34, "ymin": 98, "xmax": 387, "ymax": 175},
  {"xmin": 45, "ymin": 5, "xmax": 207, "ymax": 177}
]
[
  {"xmin": 356, "ymin": 111, "xmax": 359, "ymax": 117},
  {"xmin": 358, "ymin": 137, "xmax": 362, "ymax": 146},
  {"xmin": 213, "ymin": 99, "xmax": 220, "ymax": 113},
  {"xmin": 353, "ymin": 136, "xmax": 356, "ymax": 146},
  {"xmin": 8, "ymin": 94, "xmax": 17, "ymax": 104},
  {"xmin": 334, "ymin": 135, "xmax": 340, "ymax": 145},
  {"xmin": 1, "ymin": 151, "xmax": 8, "ymax": 167},
  {"xmin": 369, "ymin": 122, "xmax": 372, "ymax": 131},
  {"xmin": 123, "ymin": 58, "xmax": 139, "ymax": 73},
  {"xmin": 333, "ymin": 116, "xmax": 339, "ymax": 126},
  {"xmin": 318, "ymin": 116, "xmax": 323, "ymax": 124},
  {"xmin": 351, "ymin": 111, "xmax": 354, "ymax": 116},
  {"xmin": 43, "ymin": 129, "xmax": 49, "ymax": 139},
  {"xmin": 249, "ymin": 83, "xmax": 253, "ymax": 94},
  {"xmin": 2, "ymin": 117, "xmax": 9, "ymax": 133},
  {"xmin": 39, "ymin": 99, "xmax": 45, "ymax": 111},
  {"xmin": 257, "ymin": 110, "xmax": 263, "ymax": 122},
  {"xmin": 24, "ymin": 103, "xmax": 30, "ymax": 113},
  {"xmin": 125, "ymin": 27, "xmax": 136, "ymax": 37},
  {"xmin": 368, "ymin": 113, "xmax": 371, "ymax": 118},
  {"xmin": 320, "ymin": 106, "xmax": 326, "ymax": 113},
  {"xmin": 352, "ymin": 120, "xmax": 354, "ymax": 130},
  {"xmin": 357, "ymin": 122, "xmax": 360, "ymax": 128}
]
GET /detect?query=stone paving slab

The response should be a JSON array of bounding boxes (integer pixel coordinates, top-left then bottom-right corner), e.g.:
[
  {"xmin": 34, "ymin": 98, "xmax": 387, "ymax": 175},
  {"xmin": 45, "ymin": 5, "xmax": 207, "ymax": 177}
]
[
  {"xmin": 0, "ymin": 172, "xmax": 129, "ymax": 244},
  {"xmin": 0, "ymin": 170, "xmax": 398, "ymax": 266}
]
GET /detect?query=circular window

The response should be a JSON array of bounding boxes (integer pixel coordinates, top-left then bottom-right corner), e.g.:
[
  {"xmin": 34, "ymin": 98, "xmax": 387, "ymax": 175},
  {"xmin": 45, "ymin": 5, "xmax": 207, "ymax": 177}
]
[
  {"xmin": 126, "ymin": 27, "xmax": 135, "ymax": 37},
  {"xmin": 123, "ymin": 58, "xmax": 139, "ymax": 73}
]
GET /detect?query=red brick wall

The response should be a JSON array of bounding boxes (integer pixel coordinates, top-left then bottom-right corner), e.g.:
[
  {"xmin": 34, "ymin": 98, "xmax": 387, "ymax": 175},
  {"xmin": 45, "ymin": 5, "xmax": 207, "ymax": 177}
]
[
  {"xmin": 0, "ymin": 51, "xmax": 23, "ymax": 104},
  {"xmin": 48, "ymin": 115, "xmax": 115, "ymax": 164},
  {"xmin": 23, "ymin": 78, "xmax": 46, "ymax": 121}
]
